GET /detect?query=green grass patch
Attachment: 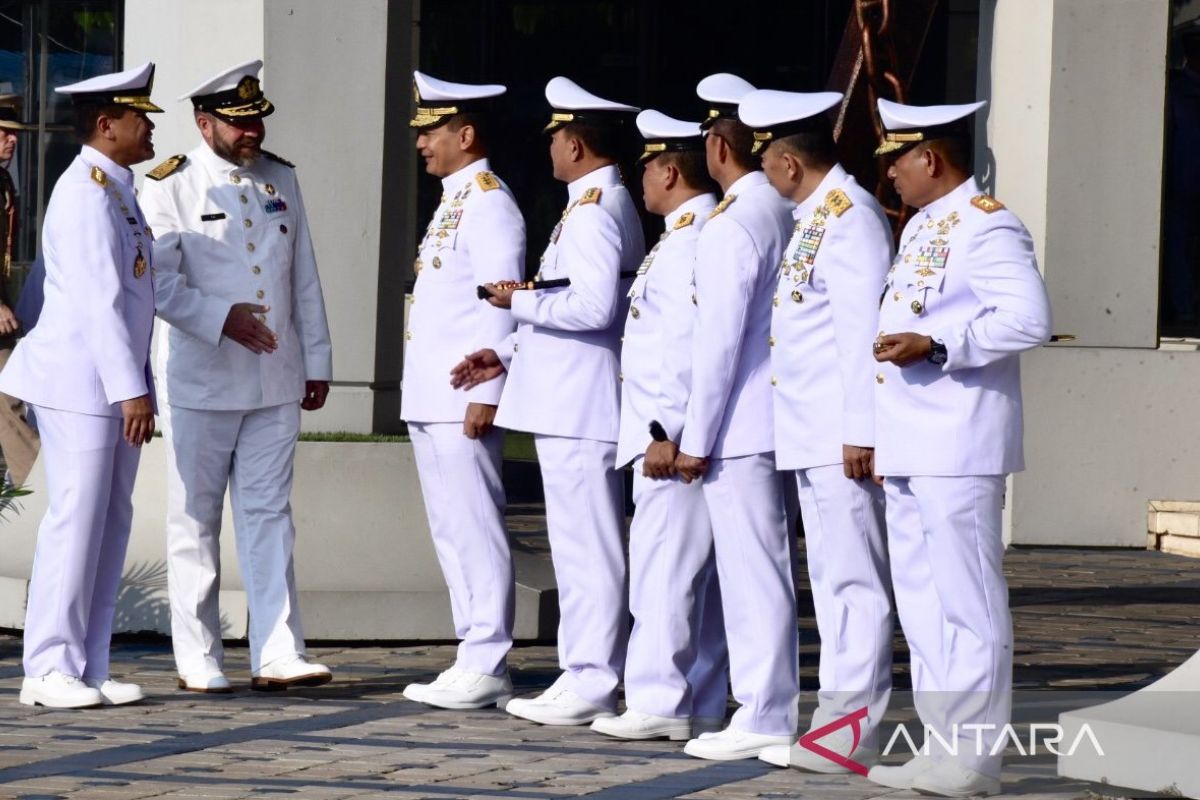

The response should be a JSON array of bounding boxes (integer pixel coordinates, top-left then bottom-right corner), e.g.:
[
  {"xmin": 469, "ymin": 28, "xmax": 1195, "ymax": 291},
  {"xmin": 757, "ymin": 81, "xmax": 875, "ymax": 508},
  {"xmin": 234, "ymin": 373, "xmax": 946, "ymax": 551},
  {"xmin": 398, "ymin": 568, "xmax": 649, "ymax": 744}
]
[{"xmin": 298, "ymin": 432, "xmax": 409, "ymax": 443}]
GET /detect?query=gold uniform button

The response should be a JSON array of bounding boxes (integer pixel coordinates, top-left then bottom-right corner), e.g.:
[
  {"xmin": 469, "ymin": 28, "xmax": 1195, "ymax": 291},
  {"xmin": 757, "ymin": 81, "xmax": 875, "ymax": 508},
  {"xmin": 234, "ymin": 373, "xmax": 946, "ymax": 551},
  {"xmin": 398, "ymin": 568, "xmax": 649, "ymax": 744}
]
[
  {"xmin": 911, "ymin": 300, "xmax": 924, "ymax": 315},
  {"xmin": 432, "ymin": 256, "xmax": 442, "ymax": 269},
  {"xmin": 894, "ymin": 291, "xmax": 902, "ymax": 301},
  {"xmin": 630, "ymin": 306, "xmax": 640, "ymax": 319},
  {"xmin": 770, "ymin": 376, "xmax": 778, "ymax": 386},
  {"xmin": 230, "ymin": 175, "xmax": 242, "ymax": 184},
  {"xmin": 772, "ymin": 295, "xmax": 779, "ymax": 307},
  {"xmin": 618, "ymin": 373, "xmax": 624, "ymax": 383},
  {"xmin": 768, "ymin": 336, "xmax": 776, "ymax": 347},
  {"xmin": 917, "ymin": 280, "xmax": 925, "ymax": 287},
  {"xmin": 246, "ymin": 242, "xmax": 256, "ymax": 253},
  {"xmin": 256, "ymin": 290, "xmax": 265, "ymax": 299},
  {"xmin": 405, "ymin": 330, "xmax": 412, "ymax": 341},
  {"xmin": 876, "ymin": 373, "xmax": 885, "ymax": 384},
  {"xmin": 240, "ymin": 195, "xmax": 248, "ymax": 204},
  {"xmin": 799, "ymin": 269, "xmax": 808, "ymax": 282},
  {"xmin": 791, "ymin": 289, "xmax": 803, "ymax": 303},
  {"xmin": 243, "ymin": 219, "xmax": 253, "ymax": 228},
  {"xmin": 252, "ymin": 265, "xmax": 261, "ymax": 275}
]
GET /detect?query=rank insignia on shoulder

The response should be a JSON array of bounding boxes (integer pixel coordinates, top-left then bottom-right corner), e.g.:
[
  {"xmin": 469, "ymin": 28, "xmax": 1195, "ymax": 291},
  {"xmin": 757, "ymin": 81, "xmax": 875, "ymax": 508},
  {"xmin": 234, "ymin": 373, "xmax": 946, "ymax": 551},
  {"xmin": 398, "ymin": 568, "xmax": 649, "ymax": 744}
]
[
  {"xmin": 709, "ymin": 194, "xmax": 737, "ymax": 218},
  {"xmin": 825, "ymin": 188, "xmax": 853, "ymax": 217},
  {"xmin": 262, "ymin": 150, "xmax": 295, "ymax": 168},
  {"xmin": 90, "ymin": 166, "xmax": 108, "ymax": 187},
  {"xmin": 580, "ymin": 187, "xmax": 602, "ymax": 205},
  {"xmin": 673, "ymin": 211, "xmax": 695, "ymax": 230},
  {"xmin": 476, "ymin": 171, "xmax": 500, "ymax": 191},
  {"xmin": 145, "ymin": 154, "xmax": 187, "ymax": 181},
  {"xmin": 971, "ymin": 194, "xmax": 1005, "ymax": 213}
]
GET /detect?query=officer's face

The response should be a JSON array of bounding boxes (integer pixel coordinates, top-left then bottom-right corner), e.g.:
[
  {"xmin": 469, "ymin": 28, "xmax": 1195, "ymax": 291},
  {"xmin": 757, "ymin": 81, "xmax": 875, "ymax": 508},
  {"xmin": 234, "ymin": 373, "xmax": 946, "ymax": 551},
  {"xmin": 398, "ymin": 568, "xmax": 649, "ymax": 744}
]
[
  {"xmin": 107, "ymin": 109, "xmax": 155, "ymax": 166},
  {"xmin": 416, "ymin": 123, "xmax": 460, "ymax": 178},
  {"xmin": 886, "ymin": 145, "xmax": 933, "ymax": 208},
  {"xmin": 548, "ymin": 128, "xmax": 573, "ymax": 181},
  {"xmin": 203, "ymin": 114, "xmax": 265, "ymax": 167},
  {"xmin": 641, "ymin": 155, "xmax": 668, "ymax": 216},
  {"xmin": 0, "ymin": 129, "xmax": 16, "ymax": 162},
  {"xmin": 760, "ymin": 143, "xmax": 792, "ymax": 197}
]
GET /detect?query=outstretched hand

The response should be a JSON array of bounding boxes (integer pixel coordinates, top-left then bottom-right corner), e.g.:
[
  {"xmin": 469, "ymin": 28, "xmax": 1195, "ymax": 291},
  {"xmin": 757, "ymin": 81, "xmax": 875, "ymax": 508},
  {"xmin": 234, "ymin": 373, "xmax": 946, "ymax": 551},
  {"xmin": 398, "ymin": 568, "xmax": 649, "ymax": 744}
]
[{"xmin": 450, "ymin": 348, "xmax": 506, "ymax": 391}]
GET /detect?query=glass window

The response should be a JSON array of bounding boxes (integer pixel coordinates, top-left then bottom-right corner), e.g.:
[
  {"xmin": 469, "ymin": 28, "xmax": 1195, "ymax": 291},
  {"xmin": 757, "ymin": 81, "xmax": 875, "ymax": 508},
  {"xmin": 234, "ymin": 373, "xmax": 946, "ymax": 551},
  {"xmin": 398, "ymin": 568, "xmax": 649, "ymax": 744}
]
[
  {"xmin": 1163, "ymin": 5, "xmax": 1200, "ymax": 339},
  {"xmin": 0, "ymin": 0, "xmax": 121, "ymax": 299}
]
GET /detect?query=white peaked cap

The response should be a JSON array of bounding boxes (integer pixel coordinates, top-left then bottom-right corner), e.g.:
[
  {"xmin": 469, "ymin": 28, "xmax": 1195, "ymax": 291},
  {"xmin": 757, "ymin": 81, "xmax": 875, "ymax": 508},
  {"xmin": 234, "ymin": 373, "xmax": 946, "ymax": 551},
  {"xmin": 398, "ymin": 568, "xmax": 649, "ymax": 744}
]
[
  {"xmin": 738, "ymin": 89, "xmax": 843, "ymax": 129},
  {"xmin": 874, "ymin": 98, "xmax": 986, "ymax": 156},
  {"xmin": 543, "ymin": 76, "xmax": 638, "ymax": 133},
  {"xmin": 696, "ymin": 73, "xmax": 756, "ymax": 128},
  {"xmin": 180, "ymin": 59, "xmax": 263, "ymax": 101},
  {"xmin": 411, "ymin": 70, "xmax": 505, "ymax": 128},
  {"xmin": 180, "ymin": 59, "xmax": 273, "ymax": 121},
  {"xmin": 636, "ymin": 109, "xmax": 705, "ymax": 162},
  {"xmin": 56, "ymin": 61, "xmax": 163, "ymax": 112}
]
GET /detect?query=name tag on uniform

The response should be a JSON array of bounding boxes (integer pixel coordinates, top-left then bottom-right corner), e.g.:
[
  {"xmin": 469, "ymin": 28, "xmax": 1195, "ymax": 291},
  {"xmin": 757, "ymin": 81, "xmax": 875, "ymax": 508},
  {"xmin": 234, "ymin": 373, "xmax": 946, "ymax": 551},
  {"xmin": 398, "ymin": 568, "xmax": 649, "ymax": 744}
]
[
  {"xmin": 264, "ymin": 199, "xmax": 288, "ymax": 214},
  {"xmin": 201, "ymin": 212, "xmax": 226, "ymax": 221}
]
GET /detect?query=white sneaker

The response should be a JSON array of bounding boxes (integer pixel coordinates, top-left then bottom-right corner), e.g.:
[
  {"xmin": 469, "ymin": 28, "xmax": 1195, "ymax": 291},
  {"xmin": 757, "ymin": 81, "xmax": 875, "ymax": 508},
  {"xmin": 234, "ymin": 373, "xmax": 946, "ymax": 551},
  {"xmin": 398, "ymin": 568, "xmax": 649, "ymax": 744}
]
[
  {"xmin": 912, "ymin": 760, "xmax": 1001, "ymax": 797},
  {"xmin": 506, "ymin": 687, "xmax": 615, "ymax": 726},
  {"xmin": 251, "ymin": 654, "xmax": 332, "ymax": 691},
  {"xmin": 590, "ymin": 710, "xmax": 691, "ymax": 741},
  {"xmin": 178, "ymin": 670, "xmax": 233, "ymax": 694},
  {"xmin": 868, "ymin": 754, "xmax": 939, "ymax": 789},
  {"xmin": 683, "ymin": 726, "xmax": 792, "ymax": 761},
  {"xmin": 84, "ymin": 678, "xmax": 144, "ymax": 706},
  {"xmin": 19, "ymin": 671, "xmax": 103, "ymax": 709},
  {"xmin": 760, "ymin": 728, "xmax": 880, "ymax": 773},
  {"xmin": 404, "ymin": 667, "xmax": 512, "ymax": 710}
]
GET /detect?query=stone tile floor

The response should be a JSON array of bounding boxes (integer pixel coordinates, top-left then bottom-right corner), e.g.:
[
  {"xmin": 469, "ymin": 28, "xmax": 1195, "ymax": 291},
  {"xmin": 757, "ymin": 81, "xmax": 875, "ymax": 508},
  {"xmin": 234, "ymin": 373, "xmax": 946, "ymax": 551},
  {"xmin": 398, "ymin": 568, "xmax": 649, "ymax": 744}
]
[{"xmin": 0, "ymin": 540, "xmax": 1196, "ymax": 799}]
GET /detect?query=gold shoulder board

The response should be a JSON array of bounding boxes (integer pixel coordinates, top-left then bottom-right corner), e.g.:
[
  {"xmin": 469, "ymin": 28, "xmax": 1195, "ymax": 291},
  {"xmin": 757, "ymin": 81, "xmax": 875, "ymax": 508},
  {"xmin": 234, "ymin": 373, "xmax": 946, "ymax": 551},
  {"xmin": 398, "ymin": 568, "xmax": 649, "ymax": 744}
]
[
  {"xmin": 708, "ymin": 194, "xmax": 737, "ymax": 218},
  {"xmin": 580, "ymin": 187, "xmax": 602, "ymax": 205},
  {"xmin": 971, "ymin": 194, "xmax": 1005, "ymax": 213},
  {"xmin": 90, "ymin": 166, "xmax": 108, "ymax": 186},
  {"xmin": 476, "ymin": 171, "xmax": 500, "ymax": 191},
  {"xmin": 673, "ymin": 211, "xmax": 696, "ymax": 230},
  {"xmin": 145, "ymin": 154, "xmax": 187, "ymax": 181},
  {"xmin": 262, "ymin": 150, "xmax": 295, "ymax": 168},
  {"xmin": 825, "ymin": 188, "xmax": 853, "ymax": 217}
]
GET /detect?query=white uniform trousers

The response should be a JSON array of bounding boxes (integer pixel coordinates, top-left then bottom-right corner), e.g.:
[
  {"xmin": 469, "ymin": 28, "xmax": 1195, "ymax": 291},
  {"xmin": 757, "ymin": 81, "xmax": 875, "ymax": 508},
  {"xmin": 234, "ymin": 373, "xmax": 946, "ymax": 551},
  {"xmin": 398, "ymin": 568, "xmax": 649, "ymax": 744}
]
[
  {"xmin": 793, "ymin": 464, "xmax": 893, "ymax": 749},
  {"xmin": 409, "ymin": 422, "xmax": 513, "ymax": 676},
  {"xmin": 884, "ymin": 475, "xmax": 1012, "ymax": 778},
  {"xmin": 534, "ymin": 434, "xmax": 627, "ymax": 710},
  {"xmin": 23, "ymin": 406, "xmax": 140, "ymax": 680},
  {"xmin": 163, "ymin": 402, "xmax": 306, "ymax": 675},
  {"xmin": 624, "ymin": 460, "xmax": 728, "ymax": 720},
  {"xmin": 703, "ymin": 452, "xmax": 799, "ymax": 737}
]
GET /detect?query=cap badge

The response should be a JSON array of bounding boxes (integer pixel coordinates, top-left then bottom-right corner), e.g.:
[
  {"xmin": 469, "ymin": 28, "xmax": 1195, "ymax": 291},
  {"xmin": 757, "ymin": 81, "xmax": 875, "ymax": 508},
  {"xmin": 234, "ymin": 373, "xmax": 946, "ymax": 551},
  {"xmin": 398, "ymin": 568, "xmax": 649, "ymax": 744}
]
[{"xmin": 237, "ymin": 76, "xmax": 259, "ymax": 100}]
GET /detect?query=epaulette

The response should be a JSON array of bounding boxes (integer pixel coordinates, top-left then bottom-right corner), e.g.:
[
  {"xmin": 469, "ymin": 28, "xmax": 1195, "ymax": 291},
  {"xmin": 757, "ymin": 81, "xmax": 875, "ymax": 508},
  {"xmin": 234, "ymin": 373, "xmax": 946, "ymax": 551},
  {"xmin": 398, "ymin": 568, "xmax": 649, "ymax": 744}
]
[
  {"xmin": 673, "ymin": 211, "xmax": 696, "ymax": 230},
  {"xmin": 145, "ymin": 154, "xmax": 187, "ymax": 181},
  {"xmin": 708, "ymin": 194, "xmax": 737, "ymax": 218},
  {"xmin": 476, "ymin": 171, "xmax": 500, "ymax": 191},
  {"xmin": 89, "ymin": 166, "xmax": 108, "ymax": 187},
  {"xmin": 262, "ymin": 150, "xmax": 295, "ymax": 168},
  {"xmin": 970, "ymin": 194, "xmax": 1004, "ymax": 213},
  {"xmin": 580, "ymin": 187, "xmax": 602, "ymax": 205},
  {"xmin": 825, "ymin": 188, "xmax": 853, "ymax": 217}
]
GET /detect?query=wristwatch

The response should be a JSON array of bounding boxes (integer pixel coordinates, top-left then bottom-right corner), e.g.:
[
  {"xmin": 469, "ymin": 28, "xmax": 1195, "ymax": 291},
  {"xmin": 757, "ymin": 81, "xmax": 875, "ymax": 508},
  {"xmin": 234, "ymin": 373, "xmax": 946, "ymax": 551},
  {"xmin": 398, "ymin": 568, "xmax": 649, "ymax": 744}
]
[{"xmin": 926, "ymin": 338, "xmax": 948, "ymax": 366}]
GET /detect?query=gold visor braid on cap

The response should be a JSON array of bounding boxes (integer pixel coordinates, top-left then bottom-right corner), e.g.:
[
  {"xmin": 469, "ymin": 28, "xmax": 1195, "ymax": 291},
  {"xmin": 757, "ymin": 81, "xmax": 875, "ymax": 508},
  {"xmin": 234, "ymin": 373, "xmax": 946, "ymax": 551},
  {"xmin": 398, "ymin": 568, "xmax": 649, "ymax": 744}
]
[{"xmin": 874, "ymin": 131, "xmax": 925, "ymax": 156}]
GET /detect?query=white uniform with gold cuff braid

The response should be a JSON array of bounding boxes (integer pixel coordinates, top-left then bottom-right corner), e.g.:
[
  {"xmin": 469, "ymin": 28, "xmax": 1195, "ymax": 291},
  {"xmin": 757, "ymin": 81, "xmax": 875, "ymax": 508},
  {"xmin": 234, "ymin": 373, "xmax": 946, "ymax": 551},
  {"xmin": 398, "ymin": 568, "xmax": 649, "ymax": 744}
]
[
  {"xmin": 496, "ymin": 77, "xmax": 644, "ymax": 724},
  {"xmin": 400, "ymin": 74, "xmax": 524, "ymax": 687},
  {"xmin": 607, "ymin": 110, "xmax": 728, "ymax": 733},
  {"xmin": 871, "ymin": 99, "xmax": 1051, "ymax": 789},
  {"xmin": 739, "ymin": 88, "xmax": 896, "ymax": 766},
  {"xmin": 679, "ymin": 158, "xmax": 799, "ymax": 742},
  {"xmin": 0, "ymin": 63, "xmax": 160, "ymax": 707},
  {"xmin": 140, "ymin": 60, "xmax": 333, "ymax": 688}
]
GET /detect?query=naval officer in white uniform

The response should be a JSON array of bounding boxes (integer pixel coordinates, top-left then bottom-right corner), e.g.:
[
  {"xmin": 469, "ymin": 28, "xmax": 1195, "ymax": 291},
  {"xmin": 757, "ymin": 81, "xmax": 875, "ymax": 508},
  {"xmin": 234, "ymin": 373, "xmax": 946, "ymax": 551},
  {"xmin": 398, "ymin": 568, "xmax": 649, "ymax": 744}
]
[
  {"xmin": 590, "ymin": 111, "xmax": 728, "ymax": 743},
  {"xmin": 673, "ymin": 73, "xmax": 799, "ymax": 761},
  {"xmin": 740, "ymin": 90, "xmax": 896, "ymax": 774},
  {"xmin": 140, "ymin": 60, "xmax": 334, "ymax": 693},
  {"xmin": 400, "ymin": 71, "xmax": 524, "ymax": 710},
  {"xmin": 1, "ymin": 63, "xmax": 161, "ymax": 708},
  {"xmin": 452, "ymin": 77, "xmax": 645, "ymax": 725},
  {"xmin": 866, "ymin": 99, "xmax": 1051, "ymax": 798}
]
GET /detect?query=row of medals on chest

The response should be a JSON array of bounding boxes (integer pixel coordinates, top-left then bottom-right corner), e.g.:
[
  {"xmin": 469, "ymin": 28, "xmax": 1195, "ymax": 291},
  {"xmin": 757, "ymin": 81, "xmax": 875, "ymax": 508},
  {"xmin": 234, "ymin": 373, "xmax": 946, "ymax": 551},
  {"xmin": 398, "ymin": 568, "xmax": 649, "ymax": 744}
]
[{"xmin": 414, "ymin": 182, "xmax": 473, "ymax": 274}]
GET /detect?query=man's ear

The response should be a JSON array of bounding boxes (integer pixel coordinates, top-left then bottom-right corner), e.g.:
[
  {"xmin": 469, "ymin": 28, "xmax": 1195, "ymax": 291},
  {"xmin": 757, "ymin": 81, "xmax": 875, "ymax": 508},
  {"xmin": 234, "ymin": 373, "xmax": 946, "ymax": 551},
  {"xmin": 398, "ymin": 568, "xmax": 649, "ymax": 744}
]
[
  {"xmin": 95, "ymin": 112, "xmax": 116, "ymax": 141},
  {"xmin": 783, "ymin": 151, "xmax": 803, "ymax": 183},
  {"xmin": 663, "ymin": 162, "xmax": 680, "ymax": 191},
  {"xmin": 568, "ymin": 134, "xmax": 584, "ymax": 163},
  {"xmin": 458, "ymin": 124, "xmax": 476, "ymax": 151}
]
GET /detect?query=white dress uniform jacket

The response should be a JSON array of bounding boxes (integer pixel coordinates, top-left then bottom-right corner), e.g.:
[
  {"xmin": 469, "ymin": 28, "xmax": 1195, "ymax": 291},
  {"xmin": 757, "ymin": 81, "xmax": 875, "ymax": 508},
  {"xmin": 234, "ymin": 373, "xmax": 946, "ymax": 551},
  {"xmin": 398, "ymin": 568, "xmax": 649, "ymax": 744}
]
[
  {"xmin": 401, "ymin": 158, "xmax": 523, "ymax": 421},
  {"xmin": 874, "ymin": 177, "xmax": 1052, "ymax": 477},
  {"xmin": 616, "ymin": 192, "xmax": 716, "ymax": 467},
  {"xmin": 495, "ymin": 164, "xmax": 644, "ymax": 441},
  {"xmin": 0, "ymin": 146, "xmax": 154, "ymax": 413},
  {"xmin": 140, "ymin": 144, "xmax": 332, "ymax": 409},
  {"xmin": 771, "ymin": 165, "xmax": 892, "ymax": 469},
  {"xmin": 680, "ymin": 170, "xmax": 793, "ymax": 460}
]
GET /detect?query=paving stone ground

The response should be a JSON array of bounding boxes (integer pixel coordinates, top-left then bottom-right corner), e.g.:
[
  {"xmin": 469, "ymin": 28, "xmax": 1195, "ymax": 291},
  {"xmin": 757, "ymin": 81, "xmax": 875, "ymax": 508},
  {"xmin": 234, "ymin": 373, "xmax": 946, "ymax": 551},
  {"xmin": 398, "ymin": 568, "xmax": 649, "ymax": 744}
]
[{"xmin": 0, "ymin": 515, "xmax": 1197, "ymax": 799}]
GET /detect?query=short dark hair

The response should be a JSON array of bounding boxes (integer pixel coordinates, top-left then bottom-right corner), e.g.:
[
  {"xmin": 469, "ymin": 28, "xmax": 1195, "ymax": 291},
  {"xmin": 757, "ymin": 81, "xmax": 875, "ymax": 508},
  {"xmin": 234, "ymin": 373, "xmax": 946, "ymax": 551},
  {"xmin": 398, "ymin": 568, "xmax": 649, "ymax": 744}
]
[
  {"xmin": 924, "ymin": 134, "xmax": 972, "ymax": 173},
  {"xmin": 444, "ymin": 112, "xmax": 490, "ymax": 150},
  {"xmin": 710, "ymin": 117, "xmax": 759, "ymax": 171},
  {"xmin": 773, "ymin": 116, "xmax": 839, "ymax": 169},
  {"xmin": 74, "ymin": 101, "xmax": 128, "ymax": 141},
  {"xmin": 657, "ymin": 149, "xmax": 720, "ymax": 195},
  {"xmin": 562, "ymin": 118, "xmax": 625, "ymax": 162}
]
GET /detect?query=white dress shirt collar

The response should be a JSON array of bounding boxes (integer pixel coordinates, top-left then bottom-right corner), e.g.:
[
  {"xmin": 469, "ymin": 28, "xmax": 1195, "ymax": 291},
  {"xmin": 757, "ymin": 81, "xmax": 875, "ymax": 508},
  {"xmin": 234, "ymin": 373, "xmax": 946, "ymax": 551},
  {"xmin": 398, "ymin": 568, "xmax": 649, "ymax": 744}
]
[
  {"xmin": 567, "ymin": 163, "xmax": 621, "ymax": 202},
  {"xmin": 80, "ymin": 145, "xmax": 133, "ymax": 187},
  {"xmin": 665, "ymin": 192, "xmax": 718, "ymax": 229},
  {"xmin": 441, "ymin": 157, "xmax": 491, "ymax": 196},
  {"xmin": 921, "ymin": 176, "xmax": 980, "ymax": 218},
  {"xmin": 725, "ymin": 169, "xmax": 768, "ymax": 198},
  {"xmin": 793, "ymin": 163, "xmax": 848, "ymax": 220}
]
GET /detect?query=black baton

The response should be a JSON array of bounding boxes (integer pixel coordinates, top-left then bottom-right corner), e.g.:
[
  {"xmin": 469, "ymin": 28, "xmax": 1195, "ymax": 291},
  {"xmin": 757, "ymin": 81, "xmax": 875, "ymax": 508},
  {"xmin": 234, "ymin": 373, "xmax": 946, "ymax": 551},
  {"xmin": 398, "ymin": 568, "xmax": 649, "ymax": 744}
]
[{"xmin": 477, "ymin": 270, "xmax": 638, "ymax": 301}]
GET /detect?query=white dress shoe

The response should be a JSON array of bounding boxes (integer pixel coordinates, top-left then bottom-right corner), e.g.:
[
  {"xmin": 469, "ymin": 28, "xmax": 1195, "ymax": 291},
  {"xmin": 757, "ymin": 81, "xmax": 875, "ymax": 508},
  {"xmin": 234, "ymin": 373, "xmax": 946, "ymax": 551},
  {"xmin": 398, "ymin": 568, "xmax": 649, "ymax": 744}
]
[
  {"xmin": 912, "ymin": 760, "xmax": 1001, "ymax": 797},
  {"xmin": 251, "ymin": 654, "xmax": 333, "ymax": 691},
  {"xmin": 759, "ymin": 729, "xmax": 880, "ymax": 773},
  {"xmin": 19, "ymin": 671, "xmax": 103, "ymax": 709},
  {"xmin": 868, "ymin": 754, "xmax": 939, "ymax": 789},
  {"xmin": 178, "ymin": 670, "xmax": 233, "ymax": 694},
  {"xmin": 683, "ymin": 726, "xmax": 792, "ymax": 761},
  {"xmin": 590, "ymin": 710, "xmax": 691, "ymax": 741},
  {"xmin": 404, "ymin": 667, "xmax": 512, "ymax": 710},
  {"xmin": 85, "ymin": 678, "xmax": 144, "ymax": 706},
  {"xmin": 505, "ymin": 687, "xmax": 615, "ymax": 726}
]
